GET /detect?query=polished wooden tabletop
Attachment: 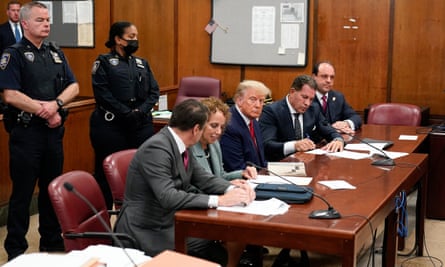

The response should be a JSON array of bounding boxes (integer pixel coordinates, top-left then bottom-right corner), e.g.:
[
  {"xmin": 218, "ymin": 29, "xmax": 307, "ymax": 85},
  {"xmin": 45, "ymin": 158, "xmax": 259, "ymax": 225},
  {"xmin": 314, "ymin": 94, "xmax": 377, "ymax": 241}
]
[{"xmin": 175, "ymin": 125, "xmax": 429, "ymax": 267}]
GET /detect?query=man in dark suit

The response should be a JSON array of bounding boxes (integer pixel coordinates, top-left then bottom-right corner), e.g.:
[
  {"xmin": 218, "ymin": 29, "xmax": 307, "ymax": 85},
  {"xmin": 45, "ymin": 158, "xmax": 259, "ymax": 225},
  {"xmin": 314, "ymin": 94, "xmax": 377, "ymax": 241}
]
[
  {"xmin": 114, "ymin": 99, "xmax": 255, "ymax": 267},
  {"xmin": 220, "ymin": 80, "xmax": 271, "ymax": 171},
  {"xmin": 312, "ymin": 61, "xmax": 362, "ymax": 134},
  {"xmin": 0, "ymin": 1, "xmax": 21, "ymax": 114},
  {"xmin": 259, "ymin": 75, "xmax": 344, "ymax": 162},
  {"xmin": 0, "ymin": 1, "xmax": 22, "ymax": 53}
]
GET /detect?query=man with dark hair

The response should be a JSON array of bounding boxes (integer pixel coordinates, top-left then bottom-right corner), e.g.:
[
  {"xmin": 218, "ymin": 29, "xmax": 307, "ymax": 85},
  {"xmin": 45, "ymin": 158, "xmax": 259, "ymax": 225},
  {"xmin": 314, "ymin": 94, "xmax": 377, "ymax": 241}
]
[
  {"xmin": 259, "ymin": 74, "xmax": 344, "ymax": 162},
  {"xmin": 312, "ymin": 61, "xmax": 362, "ymax": 134},
  {"xmin": 114, "ymin": 99, "xmax": 255, "ymax": 267},
  {"xmin": 0, "ymin": 1, "xmax": 79, "ymax": 261}
]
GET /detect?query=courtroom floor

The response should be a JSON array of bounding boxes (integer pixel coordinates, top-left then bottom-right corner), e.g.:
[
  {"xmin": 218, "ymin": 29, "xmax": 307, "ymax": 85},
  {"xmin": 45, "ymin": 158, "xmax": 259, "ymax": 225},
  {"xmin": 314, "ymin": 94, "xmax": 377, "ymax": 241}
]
[{"xmin": 1, "ymin": 198, "xmax": 444, "ymax": 266}]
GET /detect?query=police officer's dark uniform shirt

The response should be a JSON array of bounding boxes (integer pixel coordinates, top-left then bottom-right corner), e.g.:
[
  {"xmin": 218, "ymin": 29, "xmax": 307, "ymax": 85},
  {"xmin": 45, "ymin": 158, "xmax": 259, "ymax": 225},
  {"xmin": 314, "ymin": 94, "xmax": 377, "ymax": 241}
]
[
  {"xmin": 0, "ymin": 38, "xmax": 76, "ymax": 100},
  {"xmin": 90, "ymin": 50, "xmax": 160, "ymax": 210},
  {"xmin": 91, "ymin": 50, "xmax": 160, "ymax": 117},
  {"xmin": 0, "ymin": 37, "xmax": 77, "ymax": 260}
]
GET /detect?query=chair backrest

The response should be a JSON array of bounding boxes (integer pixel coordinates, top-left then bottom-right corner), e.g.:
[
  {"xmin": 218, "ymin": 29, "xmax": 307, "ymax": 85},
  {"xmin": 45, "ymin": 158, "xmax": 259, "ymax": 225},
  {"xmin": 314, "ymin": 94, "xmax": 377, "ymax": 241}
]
[
  {"xmin": 103, "ymin": 149, "xmax": 137, "ymax": 210},
  {"xmin": 174, "ymin": 76, "xmax": 221, "ymax": 106},
  {"xmin": 367, "ymin": 103, "xmax": 422, "ymax": 126},
  {"xmin": 48, "ymin": 170, "xmax": 112, "ymax": 251}
]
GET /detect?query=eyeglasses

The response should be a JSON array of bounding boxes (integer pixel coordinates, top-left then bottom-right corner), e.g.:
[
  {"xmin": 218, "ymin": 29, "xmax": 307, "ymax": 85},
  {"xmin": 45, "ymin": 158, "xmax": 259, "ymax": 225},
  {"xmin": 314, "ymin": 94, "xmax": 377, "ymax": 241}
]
[{"xmin": 246, "ymin": 96, "xmax": 265, "ymax": 105}]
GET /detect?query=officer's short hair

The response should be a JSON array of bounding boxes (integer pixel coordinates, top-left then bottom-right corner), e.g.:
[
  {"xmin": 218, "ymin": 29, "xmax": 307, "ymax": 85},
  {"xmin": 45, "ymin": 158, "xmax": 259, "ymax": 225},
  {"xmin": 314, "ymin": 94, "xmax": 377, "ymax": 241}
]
[
  {"xmin": 169, "ymin": 99, "xmax": 209, "ymax": 131},
  {"xmin": 20, "ymin": 1, "xmax": 46, "ymax": 21}
]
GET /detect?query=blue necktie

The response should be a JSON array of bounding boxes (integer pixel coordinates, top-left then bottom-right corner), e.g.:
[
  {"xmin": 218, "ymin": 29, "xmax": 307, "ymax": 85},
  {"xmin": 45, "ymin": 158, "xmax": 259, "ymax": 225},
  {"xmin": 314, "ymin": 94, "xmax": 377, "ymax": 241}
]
[{"xmin": 14, "ymin": 23, "xmax": 21, "ymax": 43}]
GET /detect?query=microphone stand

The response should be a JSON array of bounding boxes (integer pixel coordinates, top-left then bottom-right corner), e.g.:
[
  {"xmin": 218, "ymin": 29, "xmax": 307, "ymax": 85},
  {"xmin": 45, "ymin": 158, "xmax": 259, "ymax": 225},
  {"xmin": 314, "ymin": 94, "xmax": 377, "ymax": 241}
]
[
  {"xmin": 343, "ymin": 132, "xmax": 395, "ymax": 166},
  {"xmin": 246, "ymin": 161, "xmax": 341, "ymax": 219},
  {"xmin": 63, "ymin": 182, "xmax": 138, "ymax": 267}
]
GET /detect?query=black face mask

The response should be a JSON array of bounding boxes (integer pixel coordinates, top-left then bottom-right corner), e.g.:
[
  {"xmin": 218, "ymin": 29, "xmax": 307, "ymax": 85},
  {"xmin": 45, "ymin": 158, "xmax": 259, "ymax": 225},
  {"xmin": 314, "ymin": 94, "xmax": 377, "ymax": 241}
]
[{"xmin": 123, "ymin": 39, "xmax": 139, "ymax": 55}]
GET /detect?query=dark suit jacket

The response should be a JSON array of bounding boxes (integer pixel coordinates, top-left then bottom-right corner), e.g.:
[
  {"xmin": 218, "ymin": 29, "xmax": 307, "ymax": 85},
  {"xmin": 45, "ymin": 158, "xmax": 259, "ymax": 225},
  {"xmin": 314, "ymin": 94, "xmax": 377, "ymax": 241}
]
[
  {"xmin": 314, "ymin": 90, "xmax": 362, "ymax": 129},
  {"xmin": 0, "ymin": 21, "xmax": 17, "ymax": 53},
  {"xmin": 220, "ymin": 105, "xmax": 267, "ymax": 171},
  {"xmin": 259, "ymin": 97, "xmax": 342, "ymax": 161},
  {"xmin": 114, "ymin": 127, "xmax": 230, "ymax": 256}
]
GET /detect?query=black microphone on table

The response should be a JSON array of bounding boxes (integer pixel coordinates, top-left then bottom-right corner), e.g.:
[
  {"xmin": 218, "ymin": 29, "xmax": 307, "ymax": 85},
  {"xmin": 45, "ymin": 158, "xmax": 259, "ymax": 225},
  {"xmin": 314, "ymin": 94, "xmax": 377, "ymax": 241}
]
[
  {"xmin": 342, "ymin": 132, "xmax": 395, "ymax": 166},
  {"xmin": 320, "ymin": 120, "xmax": 395, "ymax": 166},
  {"xmin": 246, "ymin": 161, "xmax": 341, "ymax": 219},
  {"xmin": 63, "ymin": 182, "xmax": 138, "ymax": 267}
]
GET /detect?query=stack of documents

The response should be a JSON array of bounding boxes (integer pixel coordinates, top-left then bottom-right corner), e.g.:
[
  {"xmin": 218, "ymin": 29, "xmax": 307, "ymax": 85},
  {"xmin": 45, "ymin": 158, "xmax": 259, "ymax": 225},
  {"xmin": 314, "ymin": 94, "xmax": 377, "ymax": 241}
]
[{"xmin": 217, "ymin": 198, "xmax": 290, "ymax": 216}]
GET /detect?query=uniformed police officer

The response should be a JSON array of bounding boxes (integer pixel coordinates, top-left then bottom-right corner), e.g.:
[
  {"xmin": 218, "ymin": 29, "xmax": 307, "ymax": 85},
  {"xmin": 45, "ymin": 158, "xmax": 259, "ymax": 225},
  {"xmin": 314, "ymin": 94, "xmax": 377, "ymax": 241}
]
[
  {"xmin": 90, "ymin": 21, "xmax": 160, "ymax": 209},
  {"xmin": 0, "ymin": 1, "xmax": 79, "ymax": 261}
]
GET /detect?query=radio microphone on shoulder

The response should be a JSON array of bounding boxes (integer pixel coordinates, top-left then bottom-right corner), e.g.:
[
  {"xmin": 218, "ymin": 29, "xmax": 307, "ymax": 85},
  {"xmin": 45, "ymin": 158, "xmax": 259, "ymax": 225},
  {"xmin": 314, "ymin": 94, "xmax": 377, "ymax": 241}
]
[
  {"xmin": 246, "ymin": 161, "xmax": 341, "ymax": 219},
  {"xmin": 343, "ymin": 132, "xmax": 395, "ymax": 166},
  {"xmin": 63, "ymin": 182, "xmax": 138, "ymax": 267}
]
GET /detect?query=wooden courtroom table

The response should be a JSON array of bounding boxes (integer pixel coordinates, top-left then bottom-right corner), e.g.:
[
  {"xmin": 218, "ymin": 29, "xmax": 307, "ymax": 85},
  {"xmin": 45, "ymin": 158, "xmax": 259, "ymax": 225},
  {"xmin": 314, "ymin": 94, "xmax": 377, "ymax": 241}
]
[{"xmin": 175, "ymin": 125, "xmax": 429, "ymax": 267}]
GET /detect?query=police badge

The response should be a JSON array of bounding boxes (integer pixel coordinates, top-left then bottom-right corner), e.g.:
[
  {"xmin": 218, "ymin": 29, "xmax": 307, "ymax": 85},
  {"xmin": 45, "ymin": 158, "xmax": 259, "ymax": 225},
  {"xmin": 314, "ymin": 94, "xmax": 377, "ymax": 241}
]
[{"xmin": 24, "ymin": 52, "xmax": 34, "ymax": 62}]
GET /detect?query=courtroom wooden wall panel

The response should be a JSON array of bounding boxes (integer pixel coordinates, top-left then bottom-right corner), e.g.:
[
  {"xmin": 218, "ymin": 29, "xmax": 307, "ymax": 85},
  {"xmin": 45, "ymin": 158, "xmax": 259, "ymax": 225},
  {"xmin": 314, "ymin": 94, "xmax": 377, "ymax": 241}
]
[
  {"xmin": 177, "ymin": 0, "xmax": 242, "ymax": 99},
  {"xmin": 0, "ymin": 125, "xmax": 11, "ymax": 206},
  {"xmin": 314, "ymin": 0, "xmax": 390, "ymax": 112},
  {"xmin": 111, "ymin": 0, "xmax": 176, "ymax": 88},
  {"xmin": 391, "ymin": 0, "xmax": 445, "ymax": 116}
]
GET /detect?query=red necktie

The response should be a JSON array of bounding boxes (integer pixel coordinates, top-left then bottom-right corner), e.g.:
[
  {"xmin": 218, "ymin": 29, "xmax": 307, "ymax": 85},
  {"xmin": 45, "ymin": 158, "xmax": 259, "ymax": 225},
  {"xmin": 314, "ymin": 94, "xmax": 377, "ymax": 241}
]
[
  {"xmin": 321, "ymin": 95, "xmax": 327, "ymax": 113},
  {"xmin": 249, "ymin": 120, "xmax": 257, "ymax": 148},
  {"xmin": 182, "ymin": 150, "xmax": 189, "ymax": 170}
]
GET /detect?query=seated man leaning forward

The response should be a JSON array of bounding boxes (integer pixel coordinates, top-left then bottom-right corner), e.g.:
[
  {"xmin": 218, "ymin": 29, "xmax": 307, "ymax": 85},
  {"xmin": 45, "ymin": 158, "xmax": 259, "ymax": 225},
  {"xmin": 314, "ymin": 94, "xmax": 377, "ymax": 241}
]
[
  {"xmin": 259, "ymin": 74, "xmax": 344, "ymax": 162},
  {"xmin": 114, "ymin": 99, "xmax": 255, "ymax": 267}
]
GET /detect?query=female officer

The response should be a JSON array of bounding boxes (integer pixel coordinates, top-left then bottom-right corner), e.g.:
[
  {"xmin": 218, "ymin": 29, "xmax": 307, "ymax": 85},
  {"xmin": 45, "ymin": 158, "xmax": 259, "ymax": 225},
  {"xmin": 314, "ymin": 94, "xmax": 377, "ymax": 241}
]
[{"xmin": 90, "ymin": 21, "xmax": 160, "ymax": 209}]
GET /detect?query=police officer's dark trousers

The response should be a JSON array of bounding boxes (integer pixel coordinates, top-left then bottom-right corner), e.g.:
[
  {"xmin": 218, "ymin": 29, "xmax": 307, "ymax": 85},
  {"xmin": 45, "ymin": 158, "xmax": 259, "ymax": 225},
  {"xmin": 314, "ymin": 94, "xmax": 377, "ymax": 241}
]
[
  {"xmin": 4, "ymin": 123, "xmax": 64, "ymax": 260},
  {"xmin": 89, "ymin": 109, "xmax": 154, "ymax": 210}
]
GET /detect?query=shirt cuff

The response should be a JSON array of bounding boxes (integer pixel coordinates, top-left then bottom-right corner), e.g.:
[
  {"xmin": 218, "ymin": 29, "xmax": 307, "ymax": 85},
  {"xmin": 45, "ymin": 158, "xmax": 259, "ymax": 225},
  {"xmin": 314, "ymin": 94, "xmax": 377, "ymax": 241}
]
[
  {"xmin": 284, "ymin": 140, "xmax": 297, "ymax": 155},
  {"xmin": 208, "ymin": 195, "xmax": 219, "ymax": 208},
  {"xmin": 345, "ymin": 119, "xmax": 355, "ymax": 130}
]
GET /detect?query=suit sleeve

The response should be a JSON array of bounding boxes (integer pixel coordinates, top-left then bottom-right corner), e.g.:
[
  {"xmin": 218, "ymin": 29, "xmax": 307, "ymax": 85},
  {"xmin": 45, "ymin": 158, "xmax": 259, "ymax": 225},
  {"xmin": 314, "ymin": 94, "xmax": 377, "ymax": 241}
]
[{"xmin": 259, "ymin": 105, "xmax": 287, "ymax": 161}]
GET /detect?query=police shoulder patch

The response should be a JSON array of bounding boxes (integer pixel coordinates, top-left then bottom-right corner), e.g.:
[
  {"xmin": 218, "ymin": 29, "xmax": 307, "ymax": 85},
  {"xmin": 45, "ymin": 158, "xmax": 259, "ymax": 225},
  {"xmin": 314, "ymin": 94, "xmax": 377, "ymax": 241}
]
[
  {"xmin": 0, "ymin": 53, "xmax": 11, "ymax": 70},
  {"xmin": 92, "ymin": 60, "xmax": 100, "ymax": 74}
]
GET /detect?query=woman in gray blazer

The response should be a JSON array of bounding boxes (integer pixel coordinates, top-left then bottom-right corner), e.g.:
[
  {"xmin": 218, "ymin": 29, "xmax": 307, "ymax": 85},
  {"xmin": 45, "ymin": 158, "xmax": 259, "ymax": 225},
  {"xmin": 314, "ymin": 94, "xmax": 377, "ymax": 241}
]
[{"xmin": 190, "ymin": 97, "xmax": 257, "ymax": 181}]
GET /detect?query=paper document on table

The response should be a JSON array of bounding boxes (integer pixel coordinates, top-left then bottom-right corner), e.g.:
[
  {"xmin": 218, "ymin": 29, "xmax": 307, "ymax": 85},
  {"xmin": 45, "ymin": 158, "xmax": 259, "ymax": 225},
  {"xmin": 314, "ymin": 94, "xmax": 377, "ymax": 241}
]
[
  {"xmin": 152, "ymin": 110, "xmax": 172, "ymax": 119},
  {"xmin": 328, "ymin": 150, "xmax": 370, "ymax": 160},
  {"xmin": 250, "ymin": 175, "xmax": 312, "ymax": 185},
  {"xmin": 345, "ymin": 143, "xmax": 388, "ymax": 151},
  {"xmin": 318, "ymin": 180, "xmax": 356, "ymax": 190},
  {"xmin": 267, "ymin": 161, "xmax": 306, "ymax": 176},
  {"xmin": 399, "ymin": 135, "xmax": 418, "ymax": 140},
  {"xmin": 217, "ymin": 198, "xmax": 290, "ymax": 216}
]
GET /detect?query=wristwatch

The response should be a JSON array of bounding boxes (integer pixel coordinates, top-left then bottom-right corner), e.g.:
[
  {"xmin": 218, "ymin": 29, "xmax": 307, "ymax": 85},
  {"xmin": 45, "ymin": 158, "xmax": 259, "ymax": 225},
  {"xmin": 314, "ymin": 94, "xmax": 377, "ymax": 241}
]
[{"xmin": 56, "ymin": 98, "xmax": 64, "ymax": 108}]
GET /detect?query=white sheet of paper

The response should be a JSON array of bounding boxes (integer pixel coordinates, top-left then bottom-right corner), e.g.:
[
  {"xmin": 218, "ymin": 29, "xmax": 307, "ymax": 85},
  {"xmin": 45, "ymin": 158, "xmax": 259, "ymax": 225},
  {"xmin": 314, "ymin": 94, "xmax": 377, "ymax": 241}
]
[
  {"xmin": 327, "ymin": 150, "xmax": 371, "ymax": 160},
  {"xmin": 399, "ymin": 135, "xmax": 418, "ymax": 140},
  {"xmin": 217, "ymin": 198, "xmax": 290, "ymax": 216},
  {"xmin": 318, "ymin": 180, "xmax": 356, "ymax": 190}
]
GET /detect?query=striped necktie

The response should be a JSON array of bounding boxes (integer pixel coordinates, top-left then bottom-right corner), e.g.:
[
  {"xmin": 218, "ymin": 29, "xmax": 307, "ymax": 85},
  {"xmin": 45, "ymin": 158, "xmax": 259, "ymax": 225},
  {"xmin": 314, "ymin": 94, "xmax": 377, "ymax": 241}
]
[{"xmin": 321, "ymin": 95, "xmax": 327, "ymax": 114}]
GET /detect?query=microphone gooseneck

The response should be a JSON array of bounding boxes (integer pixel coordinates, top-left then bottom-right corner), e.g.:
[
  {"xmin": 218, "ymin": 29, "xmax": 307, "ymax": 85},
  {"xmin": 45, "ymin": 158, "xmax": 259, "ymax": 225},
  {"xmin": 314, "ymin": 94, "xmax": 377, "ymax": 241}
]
[
  {"xmin": 63, "ymin": 182, "xmax": 138, "ymax": 267},
  {"xmin": 246, "ymin": 161, "xmax": 341, "ymax": 219},
  {"xmin": 343, "ymin": 132, "xmax": 395, "ymax": 166}
]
